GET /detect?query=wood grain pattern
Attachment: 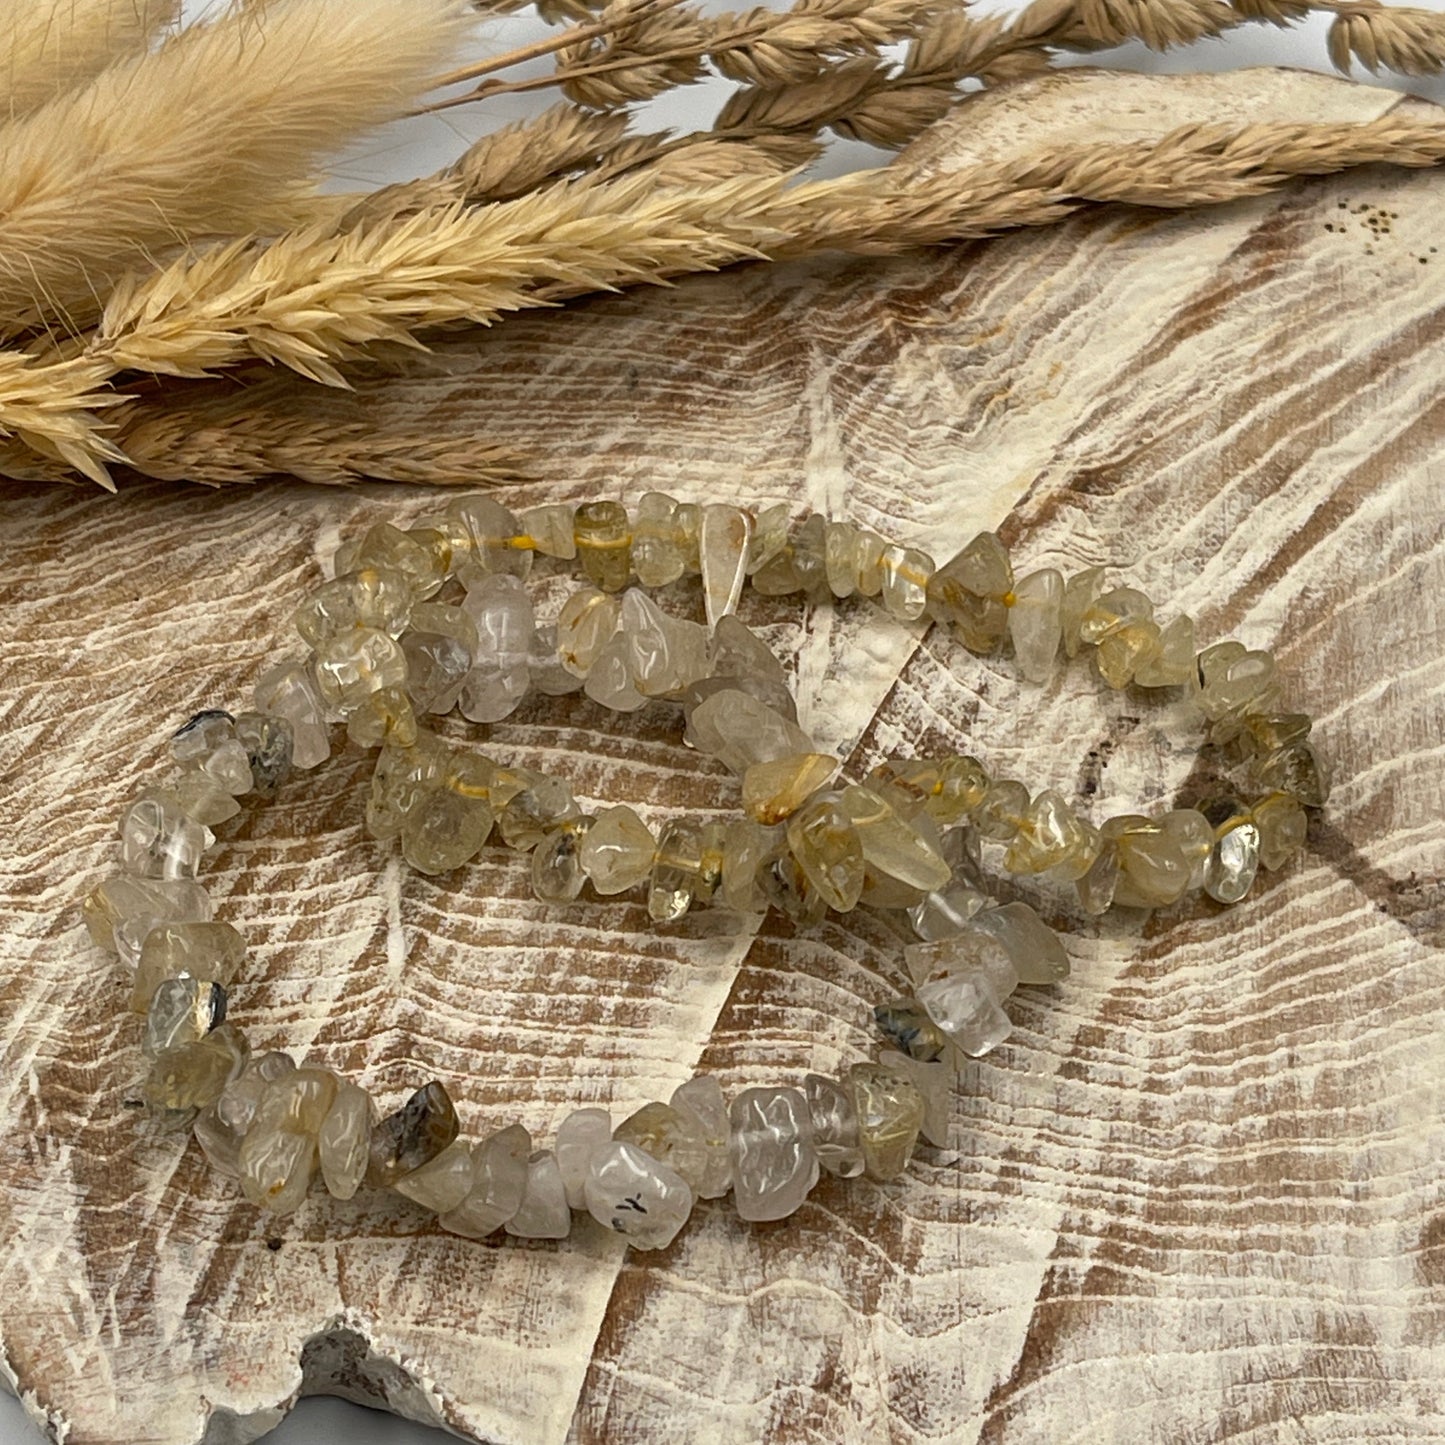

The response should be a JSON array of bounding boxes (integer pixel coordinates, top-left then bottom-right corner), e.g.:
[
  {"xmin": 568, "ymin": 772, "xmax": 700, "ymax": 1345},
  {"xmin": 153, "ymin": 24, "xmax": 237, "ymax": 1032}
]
[{"xmin": 2, "ymin": 68, "xmax": 1444, "ymax": 1444}]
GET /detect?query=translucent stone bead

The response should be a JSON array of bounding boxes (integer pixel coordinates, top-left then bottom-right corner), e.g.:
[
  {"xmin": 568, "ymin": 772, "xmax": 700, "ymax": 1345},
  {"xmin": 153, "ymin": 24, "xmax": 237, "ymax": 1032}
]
[
  {"xmin": 916, "ymin": 967, "xmax": 1012, "ymax": 1058},
  {"xmin": 1079, "ymin": 586, "xmax": 1153, "ymax": 646},
  {"xmin": 172, "ymin": 770, "xmax": 241, "ymax": 828},
  {"xmin": 439, "ymin": 1123, "xmax": 531, "ymax": 1238},
  {"xmin": 877, "ymin": 1049, "xmax": 950, "ymax": 1147},
  {"xmin": 825, "ymin": 520, "xmax": 861, "ymax": 598},
  {"xmin": 573, "ymin": 500, "xmax": 632, "ymax": 593},
  {"xmin": 702, "ymin": 614, "xmax": 797, "ymax": 721},
  {"xmin": 505, "ymin": 1151, "xmax": 572, "ymax": 1239},
  {"xmin": 786, "ymin": 792, "xmax": 865, "ymax": 912},
  {"xmin": 144, "ymin": 1021, "xmax": 250, "ymax": 1110},
  {"xmin": 1197, "ymin": 647, "xmax": 1277, "ymax": 721},
  {"xmin": 132, "ymin": 921, "xmax": 246, "ymax": 1011},
  {"xmin": 366, "ymin": 735, "xmax": 446, "ymax": 841},
  {"xmin": 143, "ymin": 977, "xmax": 226, "ymax": 1058},
  {"xmin": 119, "ymin": 791, "xmax": 212, "ymax": 880},
  {"xmin": 839, "ymin": 784, "xmax": 951, "ymax": 892},
  {"xmin": 749, "ymin": 542, "xmax": 802, "ymax": 595},
  {"xmin": 905, "ymin": 924, "xmax": 1017, "ymax": 995},
  {"xmin": 873, "ymin": 998, "xmax": 949, "ymax": 1062},
  {"xmin": 849, "ymin": 1063, "xmax": 925, "ymax": 1181},
  {"xmin": 348, "ymin": 522, "xmax": 446, "ymax": 599},
  {"xmin": 239, "ymin": 1127, "xmax": 317, "ymax": 1214},
  {"xmin": 194, "ymin": 1050, "xmax": 295, "ymax": 1177},
  {"xmin": 249, "ymin": 1067, "xmax": 339, "ymax": 1139},
  {"xmin": 517, "ymin": 502, "xmax": 577, "ymax": 560},
  {"xmin": 556, "ymin": 586, "xmax": 620, "ymax": 677},
  {"xmin": 745, "ymin": 502, "xmax": 791, "ymax": 576},
  {"xmin": 233, "ymin": 711, "xmax": 293, "ymax": 798},
  {"xmin": 253, "ymin": 659, "xmax": 330, "ymax": 769},
  {"xmin": 742, "ymin": 752, "xmax": 837, "ymax": 825},
  {"xmin": 699, "ymin": 503, "xmax": 752, "ymax": 627},
  {"xmin": 1253, "ymin": 791, "xmax": 1308, "ymax": 870},
  {"xmin": 583, "ymin": 632, "xmax": 647, "ymax": 712},
  {"xmin": 405, "ymin": 526, "xmax": 454, "ymax": 580},
  {"xmin": 532, "ymin": 822, "xmax": 590, "ymax": 902},
  {"xmin": 1134, "ymin": 614, "xmax": 1196, "ymax": 687},
  {"xmin": 497, "ymin": 774, "xmax": 579, "ymax": 850},
  {"xmin": 411, "ymin": 599, "xmax": 480, "ymax": 651},
  {"xmin": 293, "ymin": 567, "xmax": 413, "ymax": 646},
  {"xmin": 169, "ymin": 709, "xmax": 234, "ymax": 764},
  {"xmin": 394, "ymin": 1139, "xmax": 474, "ymax": 1213},
  {"xmin": 1008, "ymin": 568, "xmax": 1064, "ymax": 684},
  {"xmin": 1204, "ymin": 813, "xmax": 1262, "ymax": 903},
  {"xmin": 313, "ymin": 626, "xmax": 407, "ymax": 715},
  {"xmin": 668, "ymin": 1075, "xmax": 733, "ymax": 1198},
  {"xmin": 459, "ymin": 573, "xmax": 535, "ymax": 723},
  {"xmin": 686, "ymin": 689, "xmax": 815, "ymax": 775},
  {"xmin": 447, "ymin": 495, "xmax": 532, "ymax": 579},
  {"xmin": 1003, "ymin": 789, "xmax": 1093, "ymax": 875},
  {"xmin": 974, "ymin": 778, "xmax": 1030, "ymax": 842},
  {"xmin": 578, "ymin": 805, "xmax": 655, "ymax": 895},
  {"xmin": 632, "ymin": 492, "xmax": 685, "ymax": 587},
  {"xmin": 82, "ymin": 874, "xmax": 212, "ymax": 956},
  {"xmin": 975, "ymin": 901, "xmax": 1071, "ymax": 984},
  {"xmin": 866, "ymin": 757, "xmax": 936, "ymax": 819},
  {"xmin": 556, "ymin": 1108, "xmax": 613, "ymax": 1209},
  {"xmin": 529, "ymin": 622, "xmax": 585, "ymax": 697},
  {"xmin": 908, "ymin": 878, "xmax": 988, "ymax": 942},
  {"xmin": 880, "ymin": 545, "xmax": 935, "ymax": 621},
  {"xmin": 1096, "ymin": 619, "xmax": 1162, "ymax": 689},
  {"xmin": 804, "ymin": 1073, "xmax": 864, "ymax": 1179},
  {"xmin": 409, "ymin": 511, "xmax": 471, "ymax": 574},
  {"xmin": 366, "ymin": 1080, "xmax": 460, "ymax": 1187},
  {"xmin": 1160, "ymin": 808, "xmax": 1213, "ymax": 889},
  {"xmin": 585, "ymin": 1140, "xmax": 694, "ymax": 1249},
  {"xmin": 318, "ymin": 1081, "xmax": 374, "ymax": 1200},
  {"xmin": 759, "ymin": 845, "xmax": 828, "ymax": 927},
  {"xmin": 1061, "ymin": 566, "xmax": 1106, "ymax": 658},
  {"xmin": 194, "ymin": 735, "xmax": 253, "ymax": 795},
  {"xmin": 1110, "ymin": 817, "xmax": 1191, "ymax": 908},
  {"xmin": 927, "ymin": 532, "xmax": 1013, "ymax": 652},
  {"xmin": 619, "ymin": 589, "xmax": 709, "ymax": 697},
  {"xmin": 1256, "ymin": 741, "xmax": 1330, "ymax": 808},
  {"xmin": 346, "ymin": 685, "xmax": 417, "ymax": 749},
  {"xmin": 402, "ymin": 631, "xmax": 471, "ymax": 714},
  {"xmin": 728, "ymin": 1086, "xmax": 819, "ymax": 1222},
  {"xmin": 1242, "ymin": 711, "xmax": 1312, "ymax": 757},
  {"xmin": 402, "ymin": 787, "xmax": 493, "ymax": 875},
  {"xmin": 613, "ymin": 1101, "xmax": 710, "ymax": 1193},
  {"xmin": 789, "ymin": 513, "xmax": 829, "ymax": 596},
  {"xmin": 648, "ymin": 820, "xmax": 703, "ymax": 922},
  {"xmin": 716, "ymin": 818, "xmax": 775, "ymax": 913}
]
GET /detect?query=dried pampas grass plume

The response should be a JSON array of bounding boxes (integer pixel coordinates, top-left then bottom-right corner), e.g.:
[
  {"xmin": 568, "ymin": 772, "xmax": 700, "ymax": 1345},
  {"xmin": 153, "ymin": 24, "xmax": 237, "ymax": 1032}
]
[
  {"xmin": 0, "ymin": 0, "xmax": 179, "ymax": 117},
  {"xmin": 0, "ymin": 0, "xmax": 473, "ymax": 336}
]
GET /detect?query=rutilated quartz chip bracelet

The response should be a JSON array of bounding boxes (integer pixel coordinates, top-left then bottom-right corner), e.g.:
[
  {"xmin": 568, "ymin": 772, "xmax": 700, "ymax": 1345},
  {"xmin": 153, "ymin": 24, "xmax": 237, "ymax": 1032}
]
[{"xmin": 82, "ymin": 494, "xmax": 1330, "ymax": 1250}]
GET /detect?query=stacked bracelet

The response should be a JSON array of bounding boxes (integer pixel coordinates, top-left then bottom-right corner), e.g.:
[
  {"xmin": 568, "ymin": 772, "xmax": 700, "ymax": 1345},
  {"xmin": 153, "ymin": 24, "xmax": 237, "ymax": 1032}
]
[{"xmin": 82, "ymin": 492, "xmax": 1329, "ymax": 1250}]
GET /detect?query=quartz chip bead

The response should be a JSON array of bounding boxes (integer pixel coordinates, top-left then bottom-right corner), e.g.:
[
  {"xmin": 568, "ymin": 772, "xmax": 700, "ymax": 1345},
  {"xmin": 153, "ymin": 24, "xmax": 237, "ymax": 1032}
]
[
  {"xmin": 648, "ymin": 820, "xmax": 704, "ymax": 922},
  {"xmin": 849, "ymin": 1063, "xmax": 925, "ymax": 1181},
  {"xmin": 879, "ymin": 544, "xmax": 935, "ymax": 622},
  {"xmin": 517, "ymin": 502, "xmax": 577, "ymax": 560},
  {"xmin": 699, "ymin": 503, "xmax": 752, "ymax": 627},
  {"xmin": 729, "ymin": 1086, "xmax": 820, "ymax": 1222},
  {"xmin": 1253, "ymin": 791, "xmax": 1308, "ymax": 871},
  {"xmin": 342, "ymin": 522, "xmax": 446, "ymax": 600},
  {"xmin": 346, "ymin": 685, "xmax": 418, "ymax": 750},
  {"xmin": 253, "ymin": 659, "xmax": 330, "ymax": 770},
  {"xmin": 1060, "ymin": 566, "xmax": 1106, "ymax": 658},
  {"xmin": 1160, "ymin": 808, "xmax": 1213, "ymax": 889},
  {"xmin": 632, "ymin": 492, "xmax": 686, "ymax": 587},
  {"xmin": 707, "ymin": 614, "xmax": 797, "ymax": 721},
  {"xmin": 614, "ymin": 1102, "xmax": 712, "ymax": 1194},
  {"xmin": 804, "ymin": 1073, "xmax": 864, "ymax": 1179},
  {"xmin": 365, "ymin": 1080, "xmax": 460, "ymax": 1188},
  {"xmin": 169, "ymin": 709, "xmax": 233, "ymax": 765},
  {"xmin": 313, "ymin": 626, "xmax": 408, "ymax": 715},
  {"xmin": 618, "ymin": 588, "xmax": 709, "ymax": 697},
  {"xmin": 401, "ymin": 630, "xmax": 471, "ymax": 714},
  {"xmin": 402, "ymin": 786, "xmax": 493, "ymax": 875},
  {"xmin": 685, "ymin": 689, "xmax": 815, "ymax": 776},
  {"xmin": 877, "ymin": 1049, "xmax": 951, "ymax": 1148},
  {"xmin": 745, "ymin": 502, "xmax": 791, "ymax": 577},
  {"xmin": 194, "ymin": 1050, "xmax": 296, "ymax": 1178},
  {"xmin": 120, "ymin": 791, "xmax": 212, "ymax": 880},
  {"xmin": 446, "ymin": 495, "xmax": 533, "ymax": 579},
  {"xmin": 1003, "ymin": 789, "xmax": 1095, "ymax": 876},
  {"xmin": 144, "ymin": 1021, "xmax": 250, "ymax": 1111},
  {"xmin": 669, "ymin": 1075, "xmax": 733, "ymax": 1198},
  {"xmin": 573, "ymin": 500, "xmax": 632, "ymax": 593},
  {"xmin": 394, "ymin": 1139, "xmax": 474, "ymax": 1214},
  {"xmin": 318, "ymin": 1080, "xmax": 374, "ymax": 1200},
  {"xmin": 556, "ymin": 586, "xmax": 621, "ymax": 677},
  {"xmin": 584, "ymin": 631, "xmax": 647, "ymax": 712},
  {"xmin": 1007, "ymin": 568, "xmax": 1064, "ymax": 683},
  {"xmin": 1255, "ymin": 740, "xmax": 1330, "ymax": 809},
  {"xmin": 839, "ymin": 784, "xmax": 951, "ymax": 892},
  {"xmin": 927, "ymin": 532, "xmax": 1014, "ymax": 653},
  {"xmin": 82, "ymin": 875, "xmax": 212, "ymax": 959},
  {"xmin": 975, "ymin": 902, "xmax": 1071, "ymax": 985},
  {"xmin": 293, "ymin": 567, "xmax": 413, "ymax": 647},
  {"xmin": 579, "ymin": 805, "xmax": 655, "ymax": 895},
  {"xmin": 460, "ymin": 573, "xmax": 535, "ymax": 723},
  {"xmin": 439, "ymin": 1124, "xmax": 532, "ymax": 1238},
  {"xmin": 1133, "ymin": 614, "xmax": 1196, "ymax": 687},
  {"xmin": 786, "ymin": 792, "xmax": 865, "ymax": 912},
  {"xmin": 532, "ymin": 821, "xmax": 590, "ymax": 902},
  {"xmin": 131, "ymin": 920, "xmax": 247, "ymax": 1011},
  {"xmin": 974, "ymin": 778, "xmax": 1030, "ymax": 842},
  {"xmin": 1203, "ymin": 806, "xmax": 1262, "ymax": 904},
  {"xmin": 366, "ymin": 733, "xmax": 446, "ymax": 841},
  {"xmin": 238, "ymin": 1067, "xmax": 339, "ymax": 1213},
  {"xmin": 529, "ymin": 622, "xmax": 585, "ymax": 697},
  {"xmin": 873, "ymin": 998, "xmax": 949, "ymax": 1063},
  {"xmin": 585, "ymin": 1141, "xmax": 694, "ymax": 1250},
  {"xmin": 1108, "ymin": 816, "xmax": 1191, "ymax": 908},
  {"xmin": 497, "ymin": 773, "xmax": 580, "ymax": 850},
  {"xmin": 556, "ymin": 1108, "xmax": 613, "ymax": 1209},
  {"xmin": 233, "ymin": 711, "xmax": 293, "ymax": 798},
  {"xmin": 143, "ymin": 977, "xmax": 226, "ymax": 1058},
  {"xmin": 506, "ymin": 1151, "xmax": 572, "ymax": 1239},
  {"xmin": 742, "ymin": 752, "xmax": 837, "ymax": 825},
  {"xmin": 719, "ymin": 818, "xmax": 779, "ymax": 913}
]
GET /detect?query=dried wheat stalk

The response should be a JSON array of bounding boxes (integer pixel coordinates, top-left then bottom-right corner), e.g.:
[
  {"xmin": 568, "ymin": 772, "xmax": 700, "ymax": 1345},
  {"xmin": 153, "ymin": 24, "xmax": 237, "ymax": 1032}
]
[
  {"xmin": 0, "ymin": 0, "xmax": 179, "ymax": 117},
  {"xmin": 0, "ymin": 0, "xmax": 472, "ymax": 339}
]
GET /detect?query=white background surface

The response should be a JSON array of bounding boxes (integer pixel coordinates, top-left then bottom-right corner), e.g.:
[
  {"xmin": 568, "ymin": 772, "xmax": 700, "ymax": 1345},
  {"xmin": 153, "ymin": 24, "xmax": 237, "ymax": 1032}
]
[{"xmin": 4, "ymin": 1, "xmax": 1443, "ymax": 1442}]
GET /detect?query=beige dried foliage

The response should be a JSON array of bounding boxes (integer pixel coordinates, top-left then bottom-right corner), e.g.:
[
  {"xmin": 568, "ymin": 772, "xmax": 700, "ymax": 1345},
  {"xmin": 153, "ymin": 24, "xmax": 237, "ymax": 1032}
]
[
  {"xmin": 0, "ymin": 352, "xmax": 124, "ymax": 486},
  {"xmin": 0, "ymin": 0, "xmax": 474, "ymax": 337},
  {"xmin": 553, "ymin": 0, "xmax": 712, "ymax": 106},
  {"xmin": 1076, "ymin": 0, "xmax": 1239, "ymax": 48},
  {"xmin": 453, "ymin": 104, "xmax": 633, "ymax": 200},
  {"xmin": 1327, "ymin": 5, "xmax": 1445, "ymax": 75},
  {"xmin": 0, "ymin": 0, "xmax": 179, "ymax": 116}
]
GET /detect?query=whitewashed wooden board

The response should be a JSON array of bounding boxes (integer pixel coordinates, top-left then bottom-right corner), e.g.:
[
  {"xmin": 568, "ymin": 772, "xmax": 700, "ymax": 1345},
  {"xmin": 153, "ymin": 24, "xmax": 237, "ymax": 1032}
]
[{"xmin": 2, "ymin": 68, "xmax": 1443, "ymax": 1444}]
